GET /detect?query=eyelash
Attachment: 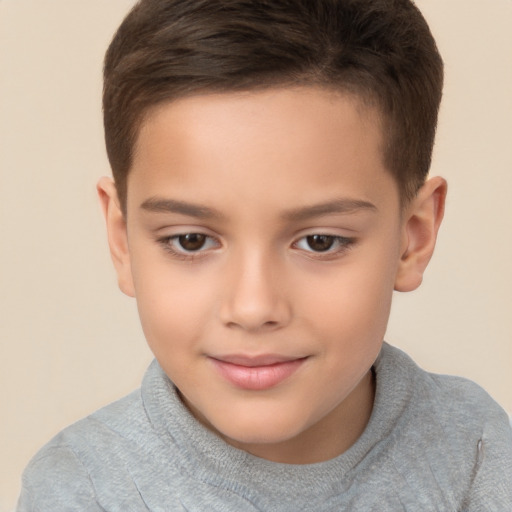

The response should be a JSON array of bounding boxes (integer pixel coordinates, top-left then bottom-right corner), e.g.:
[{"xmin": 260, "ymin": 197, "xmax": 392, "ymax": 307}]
[{"xmin": 157, "ymin": 233, "xmax": 356, "ymax": 261}]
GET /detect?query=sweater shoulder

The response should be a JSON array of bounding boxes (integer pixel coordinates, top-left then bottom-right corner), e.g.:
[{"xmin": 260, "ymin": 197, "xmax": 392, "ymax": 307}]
[
  {"xmin": 17, "ymin": 390, "xmax": 154, "ymax": 510},
  {"xmin": 379, "ymin": 343, "xmax": 512, "ymax": 465},
  {"xmin": 20, "ymin": 391, "xmax": 142, "ymax": 477},
  {"xmin": 381, "ymin": 343, "xmax": 508, "ymax": 427}
]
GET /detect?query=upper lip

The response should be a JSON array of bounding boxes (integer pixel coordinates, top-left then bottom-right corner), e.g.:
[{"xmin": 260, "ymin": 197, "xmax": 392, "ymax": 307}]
[{"xmin": 209, "ymin": 354, "xmax": 307, "ymax": 367}]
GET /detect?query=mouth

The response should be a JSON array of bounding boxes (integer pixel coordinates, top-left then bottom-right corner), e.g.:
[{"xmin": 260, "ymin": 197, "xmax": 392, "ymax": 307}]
[{"xmin": 208, "ymin": 354, "xmax": 308, "ymax": 391}]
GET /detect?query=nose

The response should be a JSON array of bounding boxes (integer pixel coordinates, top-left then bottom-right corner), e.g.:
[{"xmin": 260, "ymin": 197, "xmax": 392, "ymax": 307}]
[{"xmin": 219, "ymin": 249, "xmax": 291, "ymax": 332}]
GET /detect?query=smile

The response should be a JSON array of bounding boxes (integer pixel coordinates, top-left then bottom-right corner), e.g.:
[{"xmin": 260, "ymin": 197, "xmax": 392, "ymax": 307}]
[{"xmin": 209, "ymin": 355, "xmax": 308, "ymax": 391}]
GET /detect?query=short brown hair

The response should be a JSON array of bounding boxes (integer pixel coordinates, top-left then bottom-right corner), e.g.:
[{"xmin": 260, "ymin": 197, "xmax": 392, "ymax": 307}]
[{"xmin": 103, "ymin": 0, "xmax": 443, "ymax": 212}]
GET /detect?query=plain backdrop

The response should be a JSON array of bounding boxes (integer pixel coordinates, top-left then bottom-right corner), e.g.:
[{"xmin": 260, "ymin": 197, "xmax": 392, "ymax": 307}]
[{"xmin": 1, "ymin": 0, "xmax": 511, "ymax": 509}]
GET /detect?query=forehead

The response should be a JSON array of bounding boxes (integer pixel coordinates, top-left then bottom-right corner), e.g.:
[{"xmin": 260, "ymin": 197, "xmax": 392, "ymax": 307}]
[
  {"xmin": 128, "ymin": 87, "xmax": 398, "ymax": 215},
  {"xmin": 138, "ymin": 86, "xmax": 379, "ymax": 151}
]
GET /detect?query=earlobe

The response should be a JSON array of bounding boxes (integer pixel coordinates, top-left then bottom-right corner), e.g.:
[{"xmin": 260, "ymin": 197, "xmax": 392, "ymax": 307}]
[
  {"xmin": 394, "ymin": 176, "xmax": 447, "ymax": 292},
  {"xmin": 96, "ymin": 177, "xmax": 135, "ymax": 297}
]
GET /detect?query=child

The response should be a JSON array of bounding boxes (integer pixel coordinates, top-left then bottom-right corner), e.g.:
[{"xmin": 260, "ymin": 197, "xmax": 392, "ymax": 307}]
[{"xmin": 17, "ymin": 0, "xmax": 512, "ymax": 510}]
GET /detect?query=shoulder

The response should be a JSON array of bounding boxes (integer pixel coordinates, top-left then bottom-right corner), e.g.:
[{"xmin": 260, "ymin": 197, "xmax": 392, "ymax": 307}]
[
  {"xmin": 374, "ymin": 343, "xmax": 512, "ymax": 507},
  {"xmin": 25, "ymin": 387, "xmax": 147, "ymax": 462},
  {"xmin": 422, "ymin": 371, "xmax": 512, "ymax": 507},
  {"xmin": 378, "ymin": 342, "xmax": 510, "ymax": 430},
  {"xmin": 17, "ymin": 361, "xmax": 194, "ymax": 511},
  {"xmin": 17, "ymin": 390, "xmax": 146, "ymax": 510},
  {"xmin": 17, "ymin": 443, "xmax": 96, "ymax": 511},
  {"xmin": 426, "ymin": 370, "xmax": 507, "ymax": 424},
  {"xmin": 418, "ymin": 368, "xmax": 512, "ymax": 457}
]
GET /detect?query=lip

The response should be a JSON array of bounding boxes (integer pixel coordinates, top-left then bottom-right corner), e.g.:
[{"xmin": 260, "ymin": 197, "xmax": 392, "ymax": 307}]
[{"xmin": 209, "ymin": 355, "xmax": 308, "ymax": 391}]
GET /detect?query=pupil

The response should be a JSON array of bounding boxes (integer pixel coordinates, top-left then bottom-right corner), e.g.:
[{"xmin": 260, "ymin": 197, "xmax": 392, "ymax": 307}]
[
  {"xmin": 179, "ymin": 233, "xmax": 206, "ymax": 251},
  {"xmin": 307, "ymin": 235, "xmax": 334, "ymax": 252}
]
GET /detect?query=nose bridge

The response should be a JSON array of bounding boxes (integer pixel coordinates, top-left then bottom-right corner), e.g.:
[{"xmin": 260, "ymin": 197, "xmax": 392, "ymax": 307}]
[{"xmin": 220, "ymin": 242, "xmax": 290, "ymax": 331}]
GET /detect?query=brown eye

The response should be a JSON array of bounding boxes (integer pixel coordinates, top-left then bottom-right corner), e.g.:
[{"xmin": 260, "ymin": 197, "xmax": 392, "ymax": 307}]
[
  {"xmin": 306, "ymin": 235, "xmax": 335, "ymax": 252},
  {"xmin": 178, "ymin": 233, "xmax": 207, "ymax": 251}
]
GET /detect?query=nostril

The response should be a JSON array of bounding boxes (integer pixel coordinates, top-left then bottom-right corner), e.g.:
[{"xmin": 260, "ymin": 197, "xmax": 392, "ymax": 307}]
[
  {"xmin": 226, "ymin": 319, "xmax": 280, "ymax": 331},
  {"xmin": 261, "ymin": 320, "xmax": 280, "ymax": 331}
]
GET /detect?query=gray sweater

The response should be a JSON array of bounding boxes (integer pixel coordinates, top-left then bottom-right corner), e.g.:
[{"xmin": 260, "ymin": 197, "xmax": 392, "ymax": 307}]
[{"xmin": 17, "ymin": 343, "xmax": 512, "ymax": 511}]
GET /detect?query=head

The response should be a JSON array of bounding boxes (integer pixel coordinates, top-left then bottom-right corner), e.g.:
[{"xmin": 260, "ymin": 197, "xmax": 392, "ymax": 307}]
[{"xmin": 98, "ymin": 0, "xmax": 446, "ymax": 464}]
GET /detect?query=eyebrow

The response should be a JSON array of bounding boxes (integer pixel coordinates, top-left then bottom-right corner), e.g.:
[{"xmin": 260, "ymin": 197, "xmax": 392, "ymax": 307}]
[
  {"xmin": 281, "ymin": 198, "xmax": 377, "ymax": 222},
  {"xmin": 140, "ymin": 197, "xmax": 223, "ymax": 219},
  {"xmin": 140, "ymin": 196, "xmax": 377, "ymax": 221}
]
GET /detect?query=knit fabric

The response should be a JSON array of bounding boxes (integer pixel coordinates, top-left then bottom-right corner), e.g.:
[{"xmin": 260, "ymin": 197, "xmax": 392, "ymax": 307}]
[{"xmin": 17, "ymin": 343, "xmax": 512, "ymax": 511}]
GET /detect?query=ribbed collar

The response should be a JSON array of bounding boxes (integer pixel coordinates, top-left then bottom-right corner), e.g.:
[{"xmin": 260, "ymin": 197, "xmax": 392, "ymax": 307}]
[{"xmin": 141, "ymin": 342, "xmax": 415, "ymax": 503}]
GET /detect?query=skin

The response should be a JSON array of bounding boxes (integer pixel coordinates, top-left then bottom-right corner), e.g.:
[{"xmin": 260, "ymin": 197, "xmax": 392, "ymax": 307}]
[{"xmin": 98, "ymin": 87, "xmax": 446, "ymax": 464}]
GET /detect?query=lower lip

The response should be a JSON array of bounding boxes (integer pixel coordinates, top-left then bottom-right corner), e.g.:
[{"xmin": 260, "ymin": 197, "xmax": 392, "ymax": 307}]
[{"xmin": 210, "ymin": 358, "xmax": 307, "ymax": 391}]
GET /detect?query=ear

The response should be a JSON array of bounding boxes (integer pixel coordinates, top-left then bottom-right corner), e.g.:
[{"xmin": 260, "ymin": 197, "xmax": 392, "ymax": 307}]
[
  {"xmin": 394, "ymin": 176, "xmax": 447, "ymax": 292},
  {"xmin": 96, "ymin": 177, "xmax": 135, "ymax": 297}
]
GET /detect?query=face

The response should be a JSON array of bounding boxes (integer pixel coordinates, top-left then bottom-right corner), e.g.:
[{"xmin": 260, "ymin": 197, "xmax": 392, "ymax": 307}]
[{"xmin": 113, "ymin": 88, "xmax": 410, "ymax": 463}]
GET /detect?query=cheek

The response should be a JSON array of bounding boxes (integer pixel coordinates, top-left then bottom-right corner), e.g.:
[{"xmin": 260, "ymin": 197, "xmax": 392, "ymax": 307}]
[
  {"xmin": 130, "ymin": 255, "xmax": 216, "ymax": 351},
  {"xmin": 303, "ymin": 246, "xmax": 398, "ymax": 342}
]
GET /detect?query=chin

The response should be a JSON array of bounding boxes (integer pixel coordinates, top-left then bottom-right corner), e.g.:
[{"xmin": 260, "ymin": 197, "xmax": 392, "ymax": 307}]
[{"xmin": 213, "ymin": 413, "xmax": 309, "ymax": 446}]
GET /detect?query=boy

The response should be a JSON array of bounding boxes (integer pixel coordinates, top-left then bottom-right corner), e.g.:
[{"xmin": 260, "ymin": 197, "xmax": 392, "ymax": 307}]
[{"xmin": 17, "ymin": 0, "xmax": 512, "ymax": 510}]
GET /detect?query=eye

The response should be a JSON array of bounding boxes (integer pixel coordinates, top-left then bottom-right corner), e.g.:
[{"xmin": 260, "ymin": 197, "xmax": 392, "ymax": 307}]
[
  {"xmin": 301, "ymin": 235, "xmax": 335, "ymax": 252},
  {"xmin": 176, "ymin": 233, "xmax": 208, "ymax": 252},
  {"xmin": 159, "ymin": 233, "xmax": 219, "ymax": 255},
  {"xmin": 294, "ymin": 234, "xmax": 355, "ymax": 254}
]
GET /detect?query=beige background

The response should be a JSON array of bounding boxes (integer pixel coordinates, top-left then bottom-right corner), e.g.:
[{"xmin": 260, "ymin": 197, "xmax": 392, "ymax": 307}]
[{"xmin": 1, "ymin": 0, "xmax": 511, "ymax": 509}]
